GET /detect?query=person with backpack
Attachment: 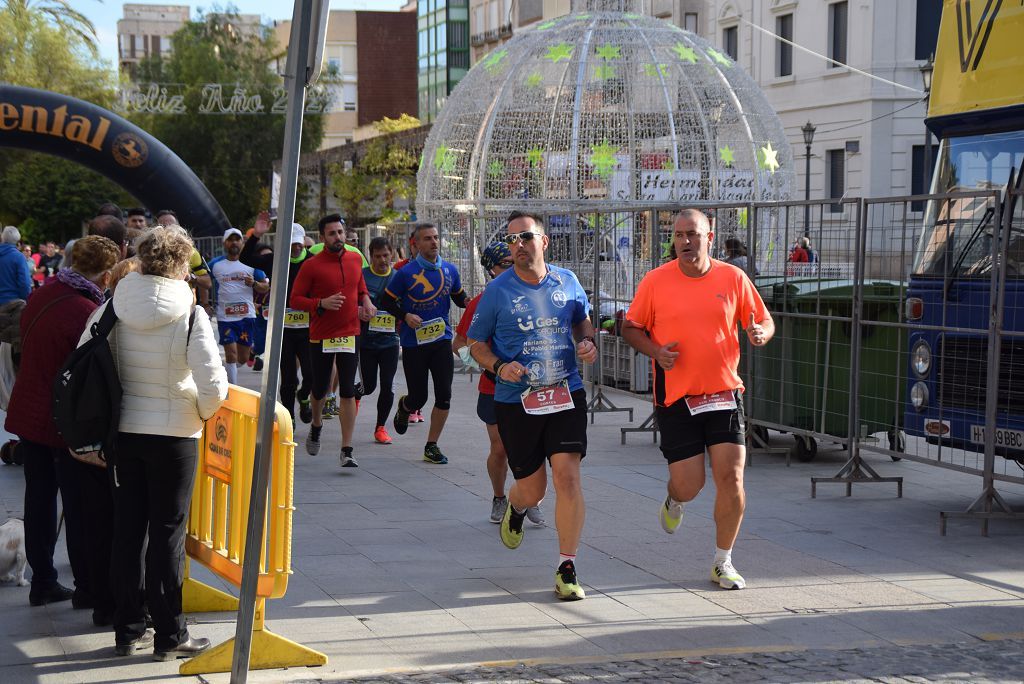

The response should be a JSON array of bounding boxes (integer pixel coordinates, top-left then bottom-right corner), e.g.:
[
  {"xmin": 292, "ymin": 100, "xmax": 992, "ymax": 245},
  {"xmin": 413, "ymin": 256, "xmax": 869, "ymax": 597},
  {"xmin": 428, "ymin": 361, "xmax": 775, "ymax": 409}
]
[
  {"xmin": 5, "ymin": 236, "xmax": 121, "ymax": 616},
  {"xmin": 79, "ymin": 225, "xmax": 228, "ymax": 660}
]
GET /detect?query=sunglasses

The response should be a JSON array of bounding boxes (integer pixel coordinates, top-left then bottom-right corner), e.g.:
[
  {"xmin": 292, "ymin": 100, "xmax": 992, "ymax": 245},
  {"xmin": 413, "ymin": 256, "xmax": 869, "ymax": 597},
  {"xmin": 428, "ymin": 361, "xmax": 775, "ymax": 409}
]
[{"xmin": 502, "ymin": 231, "xmax": 541, "ymax": 244}]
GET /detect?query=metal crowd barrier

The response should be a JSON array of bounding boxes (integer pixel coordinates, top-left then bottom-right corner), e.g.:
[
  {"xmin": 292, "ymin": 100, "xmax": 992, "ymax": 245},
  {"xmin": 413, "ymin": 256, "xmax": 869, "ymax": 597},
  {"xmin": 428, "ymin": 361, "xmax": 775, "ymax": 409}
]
[{"xmin": 179, "ymin": 385, "xmax": 327, "ymax": 675}]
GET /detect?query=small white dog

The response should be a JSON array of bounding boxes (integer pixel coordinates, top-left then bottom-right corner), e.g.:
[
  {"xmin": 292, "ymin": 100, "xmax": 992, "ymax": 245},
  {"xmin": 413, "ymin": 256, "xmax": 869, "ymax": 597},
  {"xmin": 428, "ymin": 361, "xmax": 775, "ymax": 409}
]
[{"xmin": 0, "ymin": 518, "xmax": 28, "ymax": 586}]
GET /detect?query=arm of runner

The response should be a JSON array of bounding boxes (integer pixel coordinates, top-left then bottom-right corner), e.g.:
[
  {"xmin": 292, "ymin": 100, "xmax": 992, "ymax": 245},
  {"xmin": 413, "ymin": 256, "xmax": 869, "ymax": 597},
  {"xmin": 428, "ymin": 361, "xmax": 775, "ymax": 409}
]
[
  {"xmin": 288, "ymin": 261, "xmax": 316, "ymax": 312},
  {"xmin": 572, "ymin": 317, "xmax": 598, "ymax": 363},
  {"xmin": 739, "ymin": 272, "xmax": 774, "ymax": 346},
  {"xmin": 621, "ymin": 321, "xmax": 680, "ymax": 370},
  {"xmin": 451, "ymin": 288, "xmax": 468, "ymax": 308},
  {"xmin": 746, "ymin": 312, "xmax": 775, "ymax": 346},
  {"xmin": 359, "ymin": 293, "xmax": 377, "ymax": 320},
  {"xmin": 468, "ymin": 338, "xmax": 526, "ymax": 382}
]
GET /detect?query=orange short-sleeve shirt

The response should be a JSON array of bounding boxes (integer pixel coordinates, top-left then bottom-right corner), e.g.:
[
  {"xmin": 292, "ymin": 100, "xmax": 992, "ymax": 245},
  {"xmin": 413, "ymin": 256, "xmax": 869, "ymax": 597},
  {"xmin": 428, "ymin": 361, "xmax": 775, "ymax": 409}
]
[{"xmin": 626, "ymin": 259, "xmax": 768, "ymax": 408}]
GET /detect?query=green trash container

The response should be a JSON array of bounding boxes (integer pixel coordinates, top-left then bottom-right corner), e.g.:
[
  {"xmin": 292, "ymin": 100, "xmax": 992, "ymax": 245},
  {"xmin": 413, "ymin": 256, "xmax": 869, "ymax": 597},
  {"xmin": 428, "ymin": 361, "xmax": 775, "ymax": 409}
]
[{"xmin": 745, "ymin": 278, "xmax": 906, "ymax": 461}]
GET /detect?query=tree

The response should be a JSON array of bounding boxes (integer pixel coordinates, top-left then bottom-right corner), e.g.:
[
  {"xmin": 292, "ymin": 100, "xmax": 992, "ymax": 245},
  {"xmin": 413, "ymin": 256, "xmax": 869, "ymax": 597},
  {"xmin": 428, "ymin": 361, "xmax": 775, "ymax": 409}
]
[
  {"xmin": 0, "ymin": 9, "xmax": 130, "ymax": 240},
  {"xmin": 1, "ymin": 0, "xmax": 99, "ymax": 56},
  {"xmin": 330, "ymin": 115, "xmax": 422, "ymax": 225},
  {"xmin": 130, "ymin": 11, "xmax": 325, "ymax": 229}
]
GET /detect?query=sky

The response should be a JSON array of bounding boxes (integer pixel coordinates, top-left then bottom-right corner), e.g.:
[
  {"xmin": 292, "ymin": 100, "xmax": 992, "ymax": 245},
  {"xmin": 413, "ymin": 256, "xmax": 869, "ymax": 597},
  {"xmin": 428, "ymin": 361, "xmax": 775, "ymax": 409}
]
[{"xmin": 80, "ymin": 0, "xmax": 407, "ymax": 72}]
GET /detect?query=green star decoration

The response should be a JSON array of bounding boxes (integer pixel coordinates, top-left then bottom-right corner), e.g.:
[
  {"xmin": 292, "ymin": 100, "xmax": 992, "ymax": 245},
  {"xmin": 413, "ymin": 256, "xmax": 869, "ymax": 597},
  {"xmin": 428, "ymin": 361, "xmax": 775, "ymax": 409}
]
[
  {"xmin": 595, "ymin": 43, "xmax": 621, "ymax": 60},
  {"xmin": 661, "ymin": 157, "xmax": 676, "ymax": 171},
  {"xmin": 527, "ymin": 147, "xmax": 544, "ymax": 167},
  {"xmin": 487, "ymin": 159, "xmax": 504, "ymax": 177},
  {"xmin": 434, "ymin": 144, "xmax": 456, "ymax": 173},
  {"xmin": 544, "ymin": 43, "xmax": 574, "ymax": 63},
  {"xmin": 482, "ymin": 49, "xmax": 508, "ymax": 72},
  {"xmin": 643, "ymin": 63, "xmax": 670, "ymax": 77},
  {"xmin": 758, "ymin": 143, "xmax": 780, "ymax": 173},
  {"xmin": 588, "ymin": 140, "xmax": 619, "ymax": 179},
  {"xmin": 671, "ymin": 43, "xmax": 699, "ymax": 63},
  {"xmin": 719, "ymin": 145, "xmax": 735, "ymax": 167},
  {"xmin": 737, "ymin": 208, "xmax": 748, "ymax": 229},
  {"xmin": 594, "ymin": 64, "xmax": 616, "ymax": 80},
  {"xmin": 525, "ymin": 72, "xmax": 543, "ymax": 88},
  {"xmin": 537, "ymin": 20, "xmax": 558, "ymax": 30},
  {"xmin": 707, "ymin": 47, "xmax": 732, "ymax": 67}
]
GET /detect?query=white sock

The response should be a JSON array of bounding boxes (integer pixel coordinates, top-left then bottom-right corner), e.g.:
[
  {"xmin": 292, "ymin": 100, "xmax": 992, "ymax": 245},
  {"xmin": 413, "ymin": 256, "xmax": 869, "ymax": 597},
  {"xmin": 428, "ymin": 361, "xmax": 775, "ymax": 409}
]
[
  {"xmin": 559, "ymin": 553, "xmax": 576, "ymax": 566},
  {"xmin": 666, "ymin": 495, "xmax": 684, "ymax": 509},
  {"xmin": 225, "ymin": 362, "xmax": 237, "ymax": 384},
  {"xmin": 714, "ymin": 547, "xmax": 732, "ymax": 566}
]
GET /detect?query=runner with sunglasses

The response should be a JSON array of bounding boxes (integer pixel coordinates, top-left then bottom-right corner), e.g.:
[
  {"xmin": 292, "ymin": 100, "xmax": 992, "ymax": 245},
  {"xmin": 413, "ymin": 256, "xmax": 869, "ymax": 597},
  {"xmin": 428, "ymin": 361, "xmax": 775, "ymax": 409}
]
[
  {"xmin": 290, "ymin": 214, "xmax": 377, "ymax": 468},
  {"xmin": 467, "ymin": 212, "xmax": 597, "ymax": 601},
  {"xmin": 453, "ymin": 241, "xmax": 544, "ymax": 527},
  {"xmin": 380, "ymin": 223, "xmax": 468, "ymax": 464}
]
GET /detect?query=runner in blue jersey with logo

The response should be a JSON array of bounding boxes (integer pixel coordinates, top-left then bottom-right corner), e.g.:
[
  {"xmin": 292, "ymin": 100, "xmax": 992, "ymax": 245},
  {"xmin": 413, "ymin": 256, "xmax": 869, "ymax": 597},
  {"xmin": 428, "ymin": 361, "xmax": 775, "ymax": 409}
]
[
  {"xmin": 380, "ymin": 223, "xmax": 468, "ymax": 464},
  {"xmin": 467, "ymin": 211, "xmax": 597, "ymax": 601},
  {"xmin": 361, "ymin": 237, "xmax": 401, "ymax": 446}
]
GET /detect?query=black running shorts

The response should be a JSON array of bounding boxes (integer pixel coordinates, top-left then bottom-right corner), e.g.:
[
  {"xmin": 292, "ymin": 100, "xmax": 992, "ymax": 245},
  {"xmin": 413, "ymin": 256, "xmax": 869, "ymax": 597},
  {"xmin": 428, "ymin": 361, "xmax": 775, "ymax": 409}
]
[
  {"xmin": 655, "ymin": 389, "xmax": 745, "ymax": 463},
  {"xmin": 494, "ymin": 389, "xmax": 587, "ymax": 480}
]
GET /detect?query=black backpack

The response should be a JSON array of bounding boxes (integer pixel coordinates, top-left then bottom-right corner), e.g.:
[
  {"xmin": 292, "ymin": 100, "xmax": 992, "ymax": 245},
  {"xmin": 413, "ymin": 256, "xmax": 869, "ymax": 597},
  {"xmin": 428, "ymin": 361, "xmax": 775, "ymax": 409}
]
[{"xmin": 52, "ymin": 303, "xmax": 122, "ymax": 456}]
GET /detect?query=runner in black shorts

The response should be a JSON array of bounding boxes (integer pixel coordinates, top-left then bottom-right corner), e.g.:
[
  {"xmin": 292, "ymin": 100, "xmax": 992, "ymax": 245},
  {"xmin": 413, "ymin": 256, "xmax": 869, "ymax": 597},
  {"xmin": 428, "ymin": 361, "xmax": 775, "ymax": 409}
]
[
  {"xmin": 622, "ymin": 208, "xmax": 774, "ymax": 591},
  {"xmin": 467, "ymin": 212, "xmax": 598, "ymax": 602}
]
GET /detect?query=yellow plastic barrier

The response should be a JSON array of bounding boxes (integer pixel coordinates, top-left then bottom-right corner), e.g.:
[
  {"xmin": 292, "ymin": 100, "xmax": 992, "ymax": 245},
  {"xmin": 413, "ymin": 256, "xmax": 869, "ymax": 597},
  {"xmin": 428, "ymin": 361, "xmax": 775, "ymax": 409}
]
[{"xmin": 179, "ymin": 385, "xmax": 327, "ymax": 675}]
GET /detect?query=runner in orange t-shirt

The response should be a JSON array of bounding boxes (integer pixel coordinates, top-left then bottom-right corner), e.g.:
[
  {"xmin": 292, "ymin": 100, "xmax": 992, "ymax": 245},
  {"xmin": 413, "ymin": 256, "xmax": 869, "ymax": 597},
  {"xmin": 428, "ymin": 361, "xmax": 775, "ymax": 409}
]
[{"xmin": 623, "ymin": 208, "xmax": 774, "ymax": 591}]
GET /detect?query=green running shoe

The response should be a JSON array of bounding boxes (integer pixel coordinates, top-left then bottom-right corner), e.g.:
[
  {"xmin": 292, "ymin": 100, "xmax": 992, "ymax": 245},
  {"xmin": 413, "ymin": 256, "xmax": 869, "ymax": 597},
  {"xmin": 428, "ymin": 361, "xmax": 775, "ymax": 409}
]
[
  {"xmin": 499, "ymin": 501, "xmax": 524, "ymax": 549},
  {"xmin": 393, "ymin": 396, "xmax": 410, "ymax": 435},
  {"xmin": 659, "ymin": 495, "xmax": 683, "ymax": 534},
  {"xmin": 711, "ymin": 560, "xmax": 746, "ymax": 590},
  {"xmin": 554, "ymin": 560, "xmax": 586, "ymax": 601}
]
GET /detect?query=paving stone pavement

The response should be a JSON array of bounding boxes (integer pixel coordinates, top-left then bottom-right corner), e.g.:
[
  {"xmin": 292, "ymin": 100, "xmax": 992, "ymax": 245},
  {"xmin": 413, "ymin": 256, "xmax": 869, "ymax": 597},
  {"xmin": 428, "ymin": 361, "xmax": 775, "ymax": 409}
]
[
  {"xmin": 1, "ymin": 365, "xmax": 1023, "ymax": 683},
  {"xmin": 324, "ymin": 638, "xmax": 1024, "ymax": 683}
]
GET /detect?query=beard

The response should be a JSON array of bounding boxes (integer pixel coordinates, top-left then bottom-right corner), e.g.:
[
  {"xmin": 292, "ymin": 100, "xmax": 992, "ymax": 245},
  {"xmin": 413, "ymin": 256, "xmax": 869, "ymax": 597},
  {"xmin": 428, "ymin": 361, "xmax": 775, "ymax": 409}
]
[{"xmin": 326, "ymin": 240, "xmax": 344, "ymax": 252}]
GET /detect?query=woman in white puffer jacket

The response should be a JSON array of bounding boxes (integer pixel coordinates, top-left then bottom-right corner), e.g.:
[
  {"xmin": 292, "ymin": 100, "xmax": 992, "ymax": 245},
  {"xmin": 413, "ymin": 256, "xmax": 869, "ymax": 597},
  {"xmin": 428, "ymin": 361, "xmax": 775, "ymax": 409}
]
[{"xmin": 80, "ymin": 225, "xmax": 227, "ymax": 661}]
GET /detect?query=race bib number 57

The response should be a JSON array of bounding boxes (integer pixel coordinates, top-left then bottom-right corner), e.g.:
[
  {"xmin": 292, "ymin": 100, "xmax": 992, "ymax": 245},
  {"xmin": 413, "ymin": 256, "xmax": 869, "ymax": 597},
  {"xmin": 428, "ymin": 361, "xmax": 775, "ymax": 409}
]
[{"xmin": 521, "ymin": 380, "xmax": 574, "ymax": 415}]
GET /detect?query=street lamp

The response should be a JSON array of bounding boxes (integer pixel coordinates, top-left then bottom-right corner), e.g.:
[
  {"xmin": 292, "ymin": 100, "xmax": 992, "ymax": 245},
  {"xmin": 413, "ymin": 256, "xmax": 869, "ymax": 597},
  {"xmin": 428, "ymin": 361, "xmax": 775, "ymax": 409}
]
[
  {"xmin": 920, "ymin": 54, "xmax": 934, "ymax": 198},
  {"xmin": 801, "ymin": 120, "xmax": 816, "ymax": 237}
]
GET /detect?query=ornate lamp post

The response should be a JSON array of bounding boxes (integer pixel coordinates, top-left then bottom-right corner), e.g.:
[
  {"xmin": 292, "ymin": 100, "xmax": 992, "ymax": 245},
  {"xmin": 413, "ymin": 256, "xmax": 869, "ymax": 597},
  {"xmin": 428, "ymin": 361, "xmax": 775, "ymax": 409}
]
[
  {"xmin": 801, "ymin": 120, "xmax": 816, "ymax": 237},
  {"xmin": 920, "ymin": 54, "xmax": 934, "ymax": 197}
]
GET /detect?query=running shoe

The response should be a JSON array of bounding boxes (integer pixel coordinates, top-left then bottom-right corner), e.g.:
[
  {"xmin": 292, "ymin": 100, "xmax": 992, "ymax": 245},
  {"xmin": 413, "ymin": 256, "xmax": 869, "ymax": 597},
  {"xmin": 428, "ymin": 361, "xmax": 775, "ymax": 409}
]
[
  {"xmin": 245, "ymin": 357, "xmax": 255, "ymax": 368},
  {"xmin": 423, "ymin": 443, "xmax": 448, "ymax": 464},
  {"xmin": 711, "ymin": 560, "xmax": 746, "ymax": 590},
  {"xmin": 499, "ymin": 501, "xmax": 524, "ymax": 549},
  {"xmin": 526, "ymin": 505, "xmax": 545, "ymax": 526},
  {"xmin": 252, "ymin": 356, "xmax": 264, "ymax": 372},
  {"xmin": 374, "ymin": 426, "xmax": 392, "ymax": 444},
  {"xmin": 410, "ymin": 410, "xmax": 424, "ymax": 423},
  {"xmin": 340, "ymin": 448, "xmax": 358, "ymax": 468},
  {"xmin": 554, "ymin": 560, "xmax": 586, "ymax": 601},
  {"xmin": 659, "ymin": 495, "xmax": 684, "ymax": 534},
  {"xmin": 354, "ymin": 381, "xmax": 364, "ymax": 399},
  {"xmin": 305, "ymin": 425, "xmax": 321, "ymax": 456},
  {"xmin": 323, "ymin": 396, "xmax": 338, "ymax": 418},
  {"xmin": 393, "ymin": 396, "xmax": 410, "ymax": 435},
  {"xmin": 298, "ymin": 398, "xmax": 312, "ymax": 424},
  {"xmin": 490, "ymin": 496, "xmax": 508, "ymax": 524}
]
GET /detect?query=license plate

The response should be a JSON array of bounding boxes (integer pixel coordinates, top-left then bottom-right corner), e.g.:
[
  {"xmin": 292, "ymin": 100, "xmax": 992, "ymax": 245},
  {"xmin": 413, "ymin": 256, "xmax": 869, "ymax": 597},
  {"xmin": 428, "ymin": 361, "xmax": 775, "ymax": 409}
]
[{"xmin": 970, "ymin": 425, "xmax": 1024, "ymax": 449}]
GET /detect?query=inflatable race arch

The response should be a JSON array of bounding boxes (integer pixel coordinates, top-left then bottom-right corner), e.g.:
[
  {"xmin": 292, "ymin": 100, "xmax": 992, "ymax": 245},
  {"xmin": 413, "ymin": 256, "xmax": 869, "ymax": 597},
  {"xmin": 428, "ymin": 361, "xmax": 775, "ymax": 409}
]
[{"xmin": 0, "ymin": 84, "xmax": 231, "ymax": 237}]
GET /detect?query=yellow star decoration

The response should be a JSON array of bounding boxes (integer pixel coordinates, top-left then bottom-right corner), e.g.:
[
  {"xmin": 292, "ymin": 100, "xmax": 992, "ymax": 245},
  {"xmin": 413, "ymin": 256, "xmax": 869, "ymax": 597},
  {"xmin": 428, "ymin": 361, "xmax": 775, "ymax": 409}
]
[
  {"xmin": 525, "ymin": 72, "xmax": 543, "ymax": 88},
  {"xmin": 487, "ymin": 159, "xmax": 504, "ymax": 177},
  {"xmin": 545, "ymin": 43, "xmax": 574, "ymax": 63},
  {"xmin": 719, "ymin": 145, "xmax": 735, "ymax": 167},
  {"xmin": 594, "ymin": 64, "xmax": 616, "ymax": 80},
  {"xmin": 707, "ymin": 48, "xmax": 732, "ymax": 67},
  {"xmin": 588, "ymin": 140, "xmax": 619, "ymax": 179},
  {"xmin": 595, "ymin": 43, "xmax": 621, "ymax": 60},
  {"xmin": 661, "ymin": 157, "xmax": 676, "ymax": 171},
  {"xmin": 643, "ymin": 63, "xmax": 669, "ymax": 77},
  {"xmin": 434, "ymin": 144, "xmax": 456, "ymax": 173},
  {"xmin": 671, "ymin": 43, "xmax": 699, "ymax": 63},
  {"xmin": 482, "ymin": 49, "xmax": 508, "ymax": 72},
  {"xmin": 758, "ymin": 143, "xmax": 780, "ymax": 173}
]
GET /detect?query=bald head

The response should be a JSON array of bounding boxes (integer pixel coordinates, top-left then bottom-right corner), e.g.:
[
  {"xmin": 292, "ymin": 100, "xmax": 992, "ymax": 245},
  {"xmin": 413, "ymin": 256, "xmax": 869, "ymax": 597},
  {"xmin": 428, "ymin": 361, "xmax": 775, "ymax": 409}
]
[{"xmin": 676, "ymin": 208, "xmax": 711, "ymax": 233}]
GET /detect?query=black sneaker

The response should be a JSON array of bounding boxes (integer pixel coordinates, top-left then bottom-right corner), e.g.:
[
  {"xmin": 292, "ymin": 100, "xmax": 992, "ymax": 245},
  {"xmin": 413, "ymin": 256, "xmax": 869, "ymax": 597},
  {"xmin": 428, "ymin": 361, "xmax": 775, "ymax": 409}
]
[
  {"xmin": 29, "ymin": 583, "xmax": 73, "ymax": 607},
  {"xmin": 423, "ymin": 443, "xmax": 448, "ymax": 464},
  {"xmin": 298, "ymin": 397, "xmax": 313, "ymax": 424},
  {"xmin": 393, "ymin": 396, "xmax": 410, "ymax": 435},
  {"xmin": 340, "ymin": 447, "xmax": 358, "ymax": 468},
  {"xmin": 354, "ymin": 381, "xmax": 364, "ymax": 400},
  {"xmin": 252, "ymin": 356, "xmax": 264, "ymax": 372},
  {"xmin": 305, "ymin": 424, "xmax": 322, "ymax": 456},
  {"xmin": 153, "ymin": 636, "xmax": 211, "ymax": 662},
  {"xmin": 114, "ymin": 628, "xmax": 155, "ymax": 656},
  {"xmin": 71, "ymin": 589, "xmax": 93, "ymax": 609}
]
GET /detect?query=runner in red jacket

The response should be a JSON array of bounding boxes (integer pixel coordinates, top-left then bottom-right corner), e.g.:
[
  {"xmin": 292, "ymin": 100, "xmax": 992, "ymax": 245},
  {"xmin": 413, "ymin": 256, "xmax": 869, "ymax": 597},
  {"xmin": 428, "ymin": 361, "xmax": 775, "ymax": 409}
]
[{"xmin": 289, "ymin": 214, "xmax": 375, "ymax": 467}]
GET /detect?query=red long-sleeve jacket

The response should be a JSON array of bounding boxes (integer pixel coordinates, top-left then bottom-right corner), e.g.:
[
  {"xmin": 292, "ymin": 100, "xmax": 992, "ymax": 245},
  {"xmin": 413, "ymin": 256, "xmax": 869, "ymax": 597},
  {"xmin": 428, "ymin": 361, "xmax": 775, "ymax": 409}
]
[{"xmin": 289, "ymin": 247, "xmax": 368, "ymax": 341}]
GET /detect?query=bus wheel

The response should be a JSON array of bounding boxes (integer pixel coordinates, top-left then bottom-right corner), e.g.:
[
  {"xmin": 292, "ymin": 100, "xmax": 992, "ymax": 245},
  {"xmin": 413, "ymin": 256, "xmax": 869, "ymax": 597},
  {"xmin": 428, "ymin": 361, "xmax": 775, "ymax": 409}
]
[
  {"xmin": 792, "ymin": 436, "xmax": 817, "ymax": 462},
  {"xmin": 887, "ymin": 429, "xmax": 905, "ymax": 461}
]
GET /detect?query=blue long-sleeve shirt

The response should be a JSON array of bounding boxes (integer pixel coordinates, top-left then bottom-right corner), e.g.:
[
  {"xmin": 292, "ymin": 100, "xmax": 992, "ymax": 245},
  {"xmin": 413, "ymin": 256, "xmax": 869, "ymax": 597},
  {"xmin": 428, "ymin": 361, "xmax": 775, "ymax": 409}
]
[{"xmin": 0, "ymin": 243, "xmax": 32, "ymax": 304}]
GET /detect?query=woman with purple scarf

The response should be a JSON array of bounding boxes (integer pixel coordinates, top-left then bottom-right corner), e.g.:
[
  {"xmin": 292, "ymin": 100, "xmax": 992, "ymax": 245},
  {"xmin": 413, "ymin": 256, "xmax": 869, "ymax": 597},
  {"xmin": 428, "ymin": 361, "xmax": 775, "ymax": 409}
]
[{"xmin": 6, "ymin": 236, "xmax": 121, "ymax": 620}]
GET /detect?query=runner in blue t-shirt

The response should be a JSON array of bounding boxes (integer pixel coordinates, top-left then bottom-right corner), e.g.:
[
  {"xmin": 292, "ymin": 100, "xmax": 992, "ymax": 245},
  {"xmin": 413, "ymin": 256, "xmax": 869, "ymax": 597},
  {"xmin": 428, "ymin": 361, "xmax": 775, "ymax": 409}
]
[
  {"xmin": 380, "ymin": 223, "xmax": 468, "ymax": 464},
  {"xmin": 465, "ymin": 211, "xmax": 597, "ymax": 602},
  {"xmin": 360, "ymin": 237, "xmax": 401, "ymax": 445}
]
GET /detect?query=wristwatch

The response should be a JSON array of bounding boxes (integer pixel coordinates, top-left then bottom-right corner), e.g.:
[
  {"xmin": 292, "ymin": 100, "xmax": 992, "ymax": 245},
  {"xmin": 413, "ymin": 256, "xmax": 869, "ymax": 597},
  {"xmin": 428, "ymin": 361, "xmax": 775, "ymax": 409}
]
[
  {"xmin": 492, "ymin": 359, "xmax": 503, "ymax": 374},
  {"xmin": 581, "ymin": 335, "xmax": 596, "ymax": 346}
]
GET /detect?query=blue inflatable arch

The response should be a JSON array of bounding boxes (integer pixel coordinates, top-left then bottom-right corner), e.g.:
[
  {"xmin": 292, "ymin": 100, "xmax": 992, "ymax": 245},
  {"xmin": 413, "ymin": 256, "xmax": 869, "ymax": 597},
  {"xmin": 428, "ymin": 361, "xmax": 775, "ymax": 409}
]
[{"xmin": 0, "ymin": 84, "xmax": 230, "ymax": 237}]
